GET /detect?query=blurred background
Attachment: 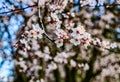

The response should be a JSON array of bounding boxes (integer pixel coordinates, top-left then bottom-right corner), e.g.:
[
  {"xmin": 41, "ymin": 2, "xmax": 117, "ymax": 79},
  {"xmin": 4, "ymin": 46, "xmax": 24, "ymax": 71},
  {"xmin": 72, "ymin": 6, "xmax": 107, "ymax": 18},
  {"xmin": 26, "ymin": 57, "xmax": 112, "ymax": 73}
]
[{"xmin": 0, "ymin": 0, "xmax": 120, "ymax": 82}]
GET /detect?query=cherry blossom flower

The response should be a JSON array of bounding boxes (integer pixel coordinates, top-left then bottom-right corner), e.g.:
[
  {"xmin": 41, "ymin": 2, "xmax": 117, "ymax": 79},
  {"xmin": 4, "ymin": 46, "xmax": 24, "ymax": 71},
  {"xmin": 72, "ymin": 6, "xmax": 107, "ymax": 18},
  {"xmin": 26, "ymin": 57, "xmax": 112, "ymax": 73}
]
[
  {"xmin": 20, "ymin": 39, "xmax": 30, "ymax": 50},
  {"xmin": 70, "ymin": 38, "xmax": 80, "ymax": 46},
  {"xmin": 27, "ymin": 24, "xmax": 44, "ymax": 39},
  {"xmin": 55, "ymin": 39, "xmax": 63, "ymax": 48},
  {"xmin": 83, "ymin": 63, "xmax": 89, "ymax": 71},
  {"xmin": 54, "ymin": 52, "xmax": 68, "ymax": 64},
  {"xmin": 70, "ymin": 59, "xmax": 77, "ymax": 67},
  {"xmin": 47, "ymin": 62, "xmax": 57, "ymax": 71},
  {"xmin": 55, "ymin": 29, "xmax": 69, "ymax": 39},
  {"xmin": 32, "ymin": 24, "xmax": 44, "ymax": 39},
  {"xmin": 29, "ymin": 30, "xmax": 36, "ymax": 38},
  {"xmin": 71, "ymin": 25, "xmax": 85, "ymax": 39},
  {"xmin": 64, "ymin": 20, "xmax": 74, "ymax": 30}
]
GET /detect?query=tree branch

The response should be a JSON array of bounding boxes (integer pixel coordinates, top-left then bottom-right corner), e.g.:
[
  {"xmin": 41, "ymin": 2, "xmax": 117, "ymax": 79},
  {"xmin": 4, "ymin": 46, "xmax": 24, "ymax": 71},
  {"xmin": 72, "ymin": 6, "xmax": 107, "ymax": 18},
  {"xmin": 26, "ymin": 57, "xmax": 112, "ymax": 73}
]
[{"xmin": 0, "ymin": 4, "xmax": 37, "ymax": 15}]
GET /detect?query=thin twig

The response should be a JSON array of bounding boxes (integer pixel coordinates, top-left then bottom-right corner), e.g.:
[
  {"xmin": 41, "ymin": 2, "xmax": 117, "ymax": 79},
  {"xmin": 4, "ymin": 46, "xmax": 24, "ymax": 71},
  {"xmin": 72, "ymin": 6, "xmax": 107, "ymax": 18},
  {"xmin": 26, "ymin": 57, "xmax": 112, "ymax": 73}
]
[
  {"xmin": 75, "ymin": 3, "xmax": 120, "ymax": 8},
  {"xmin": 40, "ymin": 19, "xmax": 55, "ymax": 42},
  {"xmin": 0, "ymin": 3, "xmax": 120, "ymax": 15},
  {"xmin": 37, "ymin": 1, "xmax": 54, "ymax": 42},
  {"xmin": 0, "ymin": 4, "xmax": 37, "ymax": 15}
]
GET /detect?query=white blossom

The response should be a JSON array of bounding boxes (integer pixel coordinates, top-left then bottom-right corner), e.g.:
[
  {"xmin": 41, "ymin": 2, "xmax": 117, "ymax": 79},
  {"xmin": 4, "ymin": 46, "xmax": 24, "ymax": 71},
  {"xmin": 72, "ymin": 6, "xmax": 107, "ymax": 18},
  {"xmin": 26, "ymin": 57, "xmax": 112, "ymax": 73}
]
[
  {"xmin": 70, "ymin": 38, "xmax": 80, "ymax": 46},
  {"xmin": 83, "ymin": 63, "xmax": 89, "ymax": 71},
  {"xmin": 70, "ymin": 60, "xmax": 76, "ymax": 67},
  {"xmin": 55, "ymin": 39, "xmax": 63, "ymax": 48}
]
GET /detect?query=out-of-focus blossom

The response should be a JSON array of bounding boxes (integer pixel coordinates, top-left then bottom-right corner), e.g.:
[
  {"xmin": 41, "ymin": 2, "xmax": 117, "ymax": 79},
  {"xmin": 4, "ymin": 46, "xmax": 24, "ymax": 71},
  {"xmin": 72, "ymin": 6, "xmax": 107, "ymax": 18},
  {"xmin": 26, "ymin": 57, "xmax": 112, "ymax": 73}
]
[{"xmin": 70, "ymin": 59, "xmax": 76, "ymax": 67}]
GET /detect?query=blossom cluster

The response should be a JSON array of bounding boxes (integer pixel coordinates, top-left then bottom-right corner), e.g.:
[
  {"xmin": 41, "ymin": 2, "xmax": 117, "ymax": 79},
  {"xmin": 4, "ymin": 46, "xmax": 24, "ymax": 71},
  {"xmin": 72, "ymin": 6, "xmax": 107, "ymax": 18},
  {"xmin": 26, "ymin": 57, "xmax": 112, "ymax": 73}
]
[{"xmin": 16, "ymin": 23, "xmax": 44, "ymax": 50}]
